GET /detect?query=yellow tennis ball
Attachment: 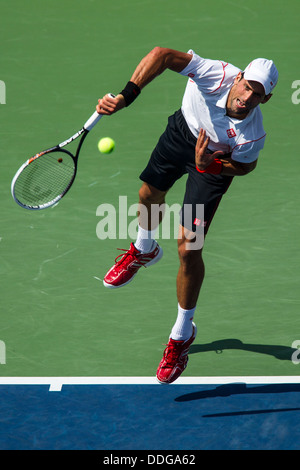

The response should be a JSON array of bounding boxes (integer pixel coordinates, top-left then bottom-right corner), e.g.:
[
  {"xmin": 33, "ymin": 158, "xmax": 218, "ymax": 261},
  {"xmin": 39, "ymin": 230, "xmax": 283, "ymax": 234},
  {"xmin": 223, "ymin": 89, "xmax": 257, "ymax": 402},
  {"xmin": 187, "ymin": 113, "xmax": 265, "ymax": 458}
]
[{"xmin": 98, "ymin": 137, "xmax": 115, "ymax": 154}]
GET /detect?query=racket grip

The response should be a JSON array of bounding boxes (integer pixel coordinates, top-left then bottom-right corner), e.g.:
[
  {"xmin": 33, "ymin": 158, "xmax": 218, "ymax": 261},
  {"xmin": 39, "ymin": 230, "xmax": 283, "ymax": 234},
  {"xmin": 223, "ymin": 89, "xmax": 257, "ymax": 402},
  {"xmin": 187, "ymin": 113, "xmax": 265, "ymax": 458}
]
[
  {"xmin": 84, "ymin": 94, "xmax": 115, "ymax": 131},
  {"xmin": 84, "ymin": 111, "xmax": 103, "ymax": 131}
]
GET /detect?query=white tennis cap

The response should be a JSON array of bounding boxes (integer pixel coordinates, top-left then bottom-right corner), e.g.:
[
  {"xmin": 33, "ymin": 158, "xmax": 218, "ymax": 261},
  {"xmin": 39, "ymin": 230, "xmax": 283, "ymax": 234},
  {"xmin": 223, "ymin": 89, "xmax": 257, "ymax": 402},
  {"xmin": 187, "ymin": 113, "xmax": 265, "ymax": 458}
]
[{"xmin": 244, "ymin": 58, "xmax": 278, "ymax": 95}]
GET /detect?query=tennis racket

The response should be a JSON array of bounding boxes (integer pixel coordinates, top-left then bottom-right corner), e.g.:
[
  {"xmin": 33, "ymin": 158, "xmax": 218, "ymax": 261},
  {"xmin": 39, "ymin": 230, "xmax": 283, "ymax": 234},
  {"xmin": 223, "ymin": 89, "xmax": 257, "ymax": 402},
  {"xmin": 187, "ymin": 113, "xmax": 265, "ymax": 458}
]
[{"xmin": 11, "ymin": 94, "xmax": 115, "ymax": 210}]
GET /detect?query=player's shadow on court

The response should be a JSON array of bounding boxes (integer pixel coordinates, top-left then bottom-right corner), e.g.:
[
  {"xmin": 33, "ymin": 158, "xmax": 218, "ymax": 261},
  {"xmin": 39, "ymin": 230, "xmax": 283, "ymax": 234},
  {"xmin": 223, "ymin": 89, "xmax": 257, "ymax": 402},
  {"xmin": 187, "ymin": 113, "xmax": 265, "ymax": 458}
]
[
  {"xmin": 177, "ymin": 339, "xmax": 300, "ymax": 414},
  {"xmin": 189, "ymin": 338, "xmax": 297, "ymax": 361},
  {"xmin": 175, "ymin": 382, "xmax": 300, "ymax": 414}
]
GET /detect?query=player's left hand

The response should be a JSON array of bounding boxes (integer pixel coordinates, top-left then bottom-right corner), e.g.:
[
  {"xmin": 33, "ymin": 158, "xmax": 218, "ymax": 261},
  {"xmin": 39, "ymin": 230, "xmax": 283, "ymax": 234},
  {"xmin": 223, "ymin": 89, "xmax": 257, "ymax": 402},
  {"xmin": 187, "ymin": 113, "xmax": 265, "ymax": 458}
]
[{"xmin": 195, "ymin": 128, "xmax": 224, "ymax": 170}]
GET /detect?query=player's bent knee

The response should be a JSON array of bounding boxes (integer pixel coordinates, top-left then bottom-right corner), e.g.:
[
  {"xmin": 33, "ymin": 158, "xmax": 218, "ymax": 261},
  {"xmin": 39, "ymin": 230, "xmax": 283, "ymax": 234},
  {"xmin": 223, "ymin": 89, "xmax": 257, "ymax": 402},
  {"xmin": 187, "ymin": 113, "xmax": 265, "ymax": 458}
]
[
  {"xmin": 178, "ymin": 225, "xmax": 204, "ymax": 259},
  {"xmin": 178, "ymin": 234, "xmax": 203, "ymax": 268},
  {"xmin": 139, "ymin": 183, "xmax": 166, "ymax": 205}
]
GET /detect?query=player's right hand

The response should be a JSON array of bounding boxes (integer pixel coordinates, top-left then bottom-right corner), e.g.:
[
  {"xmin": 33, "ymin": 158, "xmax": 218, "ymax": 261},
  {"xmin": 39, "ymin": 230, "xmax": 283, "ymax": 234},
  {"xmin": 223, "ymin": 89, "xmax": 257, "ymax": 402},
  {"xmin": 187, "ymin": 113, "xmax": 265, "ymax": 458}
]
[{"xmin": 96, "ymin": 93, "xmax": 126, "ymax": 115}]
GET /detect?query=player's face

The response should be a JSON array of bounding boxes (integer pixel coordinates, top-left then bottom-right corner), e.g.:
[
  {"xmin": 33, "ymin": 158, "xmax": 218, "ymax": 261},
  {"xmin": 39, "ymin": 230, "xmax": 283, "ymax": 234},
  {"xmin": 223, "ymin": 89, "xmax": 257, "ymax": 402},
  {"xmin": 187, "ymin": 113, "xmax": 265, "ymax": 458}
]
[{"xmin": 227, "ymin": 72, "xmax": 271, "ymax": 119}]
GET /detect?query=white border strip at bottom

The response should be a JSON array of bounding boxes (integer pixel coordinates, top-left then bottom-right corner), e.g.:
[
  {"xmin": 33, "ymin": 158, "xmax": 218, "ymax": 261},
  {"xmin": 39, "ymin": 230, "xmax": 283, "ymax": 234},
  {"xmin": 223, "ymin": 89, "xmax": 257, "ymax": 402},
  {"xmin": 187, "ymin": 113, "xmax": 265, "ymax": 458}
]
[{"xmin": 0, "ymin": 376, "xmax": 300, "ymax": 391}]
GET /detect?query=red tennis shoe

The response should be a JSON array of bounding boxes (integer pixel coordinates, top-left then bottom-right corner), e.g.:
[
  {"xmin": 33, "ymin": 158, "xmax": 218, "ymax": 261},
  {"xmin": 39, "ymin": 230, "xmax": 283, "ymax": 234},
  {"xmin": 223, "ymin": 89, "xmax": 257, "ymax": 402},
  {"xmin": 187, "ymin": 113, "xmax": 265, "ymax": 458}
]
[
  {"xmin": 103, "ymin": 242, "xmax": 163, "ymax": 288},
  {"xmin": 156, "ymin": 323, "xmax": 197, "ymax": 384}
]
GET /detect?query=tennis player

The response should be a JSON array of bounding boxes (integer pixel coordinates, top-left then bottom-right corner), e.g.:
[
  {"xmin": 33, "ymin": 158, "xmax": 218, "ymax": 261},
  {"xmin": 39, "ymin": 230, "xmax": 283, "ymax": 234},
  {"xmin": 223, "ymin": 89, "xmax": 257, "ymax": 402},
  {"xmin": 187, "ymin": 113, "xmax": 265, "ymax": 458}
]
[{"xmin": 97, "ymin": 47, "xmax": 278, "ymax": 384}]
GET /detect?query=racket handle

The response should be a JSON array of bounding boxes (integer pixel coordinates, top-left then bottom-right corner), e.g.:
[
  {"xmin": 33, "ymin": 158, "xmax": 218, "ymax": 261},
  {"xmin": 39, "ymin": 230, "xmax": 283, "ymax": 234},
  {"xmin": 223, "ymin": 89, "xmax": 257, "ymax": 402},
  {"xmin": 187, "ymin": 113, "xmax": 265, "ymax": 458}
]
[
  {"xmin": 84, "ymin": 111, "xmax": 103, "ymax": 131},
  {"xmin": 84, "ymin": 93, "xmax": 115, "ymax": 131}
]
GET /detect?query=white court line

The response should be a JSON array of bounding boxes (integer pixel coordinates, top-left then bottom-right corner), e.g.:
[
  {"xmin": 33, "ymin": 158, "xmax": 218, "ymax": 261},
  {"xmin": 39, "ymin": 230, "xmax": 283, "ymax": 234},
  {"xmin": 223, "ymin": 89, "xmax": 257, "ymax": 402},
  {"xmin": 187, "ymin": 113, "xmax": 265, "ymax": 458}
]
[{"xmin": 0, "ymin": 376, "xmax": 300, "ymax": 391}]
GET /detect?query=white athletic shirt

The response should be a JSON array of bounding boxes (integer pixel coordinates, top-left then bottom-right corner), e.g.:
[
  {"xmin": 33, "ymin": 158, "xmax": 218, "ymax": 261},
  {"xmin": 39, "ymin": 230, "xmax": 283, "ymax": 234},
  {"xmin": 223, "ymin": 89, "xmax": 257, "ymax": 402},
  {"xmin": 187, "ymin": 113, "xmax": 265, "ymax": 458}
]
[{"xmin": 179, "ymin": 50, "xmax": 266, "ymax": 163}]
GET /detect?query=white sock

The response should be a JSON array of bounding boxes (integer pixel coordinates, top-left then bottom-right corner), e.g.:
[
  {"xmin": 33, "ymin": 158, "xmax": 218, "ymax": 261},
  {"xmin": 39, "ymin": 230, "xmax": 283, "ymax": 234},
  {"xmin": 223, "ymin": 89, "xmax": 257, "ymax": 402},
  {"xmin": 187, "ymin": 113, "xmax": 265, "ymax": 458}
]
[
  {"xmin": 134, "ymin": 226, "xmax": 157, "ymax": 253},
  {"xmin": 170, "ymin": 303, "xmax": 196, "ymax": 341}
]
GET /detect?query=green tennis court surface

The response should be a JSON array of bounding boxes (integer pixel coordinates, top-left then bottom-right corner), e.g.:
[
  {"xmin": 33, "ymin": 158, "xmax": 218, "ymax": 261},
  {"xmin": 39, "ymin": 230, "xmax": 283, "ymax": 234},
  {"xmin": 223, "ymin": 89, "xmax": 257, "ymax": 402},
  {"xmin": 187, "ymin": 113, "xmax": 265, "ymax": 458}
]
[{"xmin": 1, "ymin": 0, "xmax": 300, "ymax": 384}]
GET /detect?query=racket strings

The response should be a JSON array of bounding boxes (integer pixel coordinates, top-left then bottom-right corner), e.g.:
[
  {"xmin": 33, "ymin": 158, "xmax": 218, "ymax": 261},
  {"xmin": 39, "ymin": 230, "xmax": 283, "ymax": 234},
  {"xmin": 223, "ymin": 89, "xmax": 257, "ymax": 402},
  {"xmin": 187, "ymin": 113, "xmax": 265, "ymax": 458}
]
[{"xmin": 13, "ymin": 151, "xmax": 75, "ymax": 207}]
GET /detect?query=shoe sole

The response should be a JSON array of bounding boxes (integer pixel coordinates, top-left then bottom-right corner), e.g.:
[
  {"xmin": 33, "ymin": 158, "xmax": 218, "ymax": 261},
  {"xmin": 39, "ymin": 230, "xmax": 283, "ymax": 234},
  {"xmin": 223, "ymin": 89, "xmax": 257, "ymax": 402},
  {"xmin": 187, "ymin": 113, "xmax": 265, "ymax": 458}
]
[
  {"xmin": 156, "ymin": 323, "xmax": 197, "ymax": 384},
  {"xmin": 103, "ymin": 245, "xmax": 163, "ymax": 289}
]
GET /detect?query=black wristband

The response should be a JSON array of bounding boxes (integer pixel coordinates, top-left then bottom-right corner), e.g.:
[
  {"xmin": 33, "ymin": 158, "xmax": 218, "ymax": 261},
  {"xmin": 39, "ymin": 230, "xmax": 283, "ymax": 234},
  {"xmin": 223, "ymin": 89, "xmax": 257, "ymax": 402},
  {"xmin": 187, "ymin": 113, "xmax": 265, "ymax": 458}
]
[{"xmin": 119, "ymin": 81, "xmax": 141, "ymax": 107}]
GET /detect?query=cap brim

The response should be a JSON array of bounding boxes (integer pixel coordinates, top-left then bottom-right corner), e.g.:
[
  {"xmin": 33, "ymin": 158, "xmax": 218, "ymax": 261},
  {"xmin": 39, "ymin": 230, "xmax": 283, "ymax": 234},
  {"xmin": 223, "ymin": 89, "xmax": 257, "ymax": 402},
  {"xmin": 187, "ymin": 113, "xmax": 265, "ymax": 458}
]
[{"xmin": 244, "ymin": 71, "xmax": 270, "ymax": 95}]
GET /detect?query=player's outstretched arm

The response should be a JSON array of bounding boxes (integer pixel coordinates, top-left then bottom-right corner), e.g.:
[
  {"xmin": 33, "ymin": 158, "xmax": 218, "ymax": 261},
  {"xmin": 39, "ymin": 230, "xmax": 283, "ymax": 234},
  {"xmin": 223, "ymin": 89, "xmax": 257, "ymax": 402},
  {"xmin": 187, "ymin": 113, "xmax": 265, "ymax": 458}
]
[
  {"xmin": 129, "ymin": 47, "xmax": 192, "ymax": 89},
  {"xmin": 97, "ymin": 47, "xmax": 192, "ymax": 115}
]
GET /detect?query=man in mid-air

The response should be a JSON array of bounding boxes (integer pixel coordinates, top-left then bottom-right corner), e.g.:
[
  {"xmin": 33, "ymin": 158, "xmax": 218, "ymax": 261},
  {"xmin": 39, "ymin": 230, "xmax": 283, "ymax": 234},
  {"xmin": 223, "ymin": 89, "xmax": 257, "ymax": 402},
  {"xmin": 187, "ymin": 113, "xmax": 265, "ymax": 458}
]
[{"xmin": 97, "ymin": 47, "xmax": 278, "ymax": 383}]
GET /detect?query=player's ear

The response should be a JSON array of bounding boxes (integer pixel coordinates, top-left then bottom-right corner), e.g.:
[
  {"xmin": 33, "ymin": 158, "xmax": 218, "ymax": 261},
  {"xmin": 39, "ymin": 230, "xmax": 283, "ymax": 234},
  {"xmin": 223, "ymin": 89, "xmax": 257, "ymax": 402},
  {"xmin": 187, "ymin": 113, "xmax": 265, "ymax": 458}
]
[
  {"xmin": 261, "ymin": 93, "xmax": 272, "ymax": 104},
  {"xmin": 234, "ymin": 72, "xmax": 243, "ymax": 84}
]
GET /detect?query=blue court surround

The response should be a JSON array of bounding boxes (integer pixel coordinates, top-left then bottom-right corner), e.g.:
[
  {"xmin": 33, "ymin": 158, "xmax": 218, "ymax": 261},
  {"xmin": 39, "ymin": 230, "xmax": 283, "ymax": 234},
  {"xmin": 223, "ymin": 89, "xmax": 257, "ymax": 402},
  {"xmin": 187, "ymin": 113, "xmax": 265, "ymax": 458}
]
[{"xmin": 0, "ymin": 383, "xmax": 300, "ymax": 450}]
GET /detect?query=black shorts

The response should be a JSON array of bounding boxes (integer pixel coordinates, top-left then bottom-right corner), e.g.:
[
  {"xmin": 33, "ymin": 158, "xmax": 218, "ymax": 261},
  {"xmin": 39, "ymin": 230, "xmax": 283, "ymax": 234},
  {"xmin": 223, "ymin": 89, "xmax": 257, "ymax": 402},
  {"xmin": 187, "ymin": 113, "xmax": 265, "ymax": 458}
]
[{"xmin": 139, "ymin": 109, "xmax": 233, "ymax": 234}]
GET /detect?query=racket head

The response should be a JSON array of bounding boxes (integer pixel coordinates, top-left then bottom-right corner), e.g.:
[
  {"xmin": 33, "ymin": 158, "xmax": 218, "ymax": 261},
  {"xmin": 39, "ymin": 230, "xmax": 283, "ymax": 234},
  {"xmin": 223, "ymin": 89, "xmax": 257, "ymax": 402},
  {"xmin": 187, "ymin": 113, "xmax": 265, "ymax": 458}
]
[{"xmin": 11, "ymin": 149, "xmax": 77, "ymax": 210}]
